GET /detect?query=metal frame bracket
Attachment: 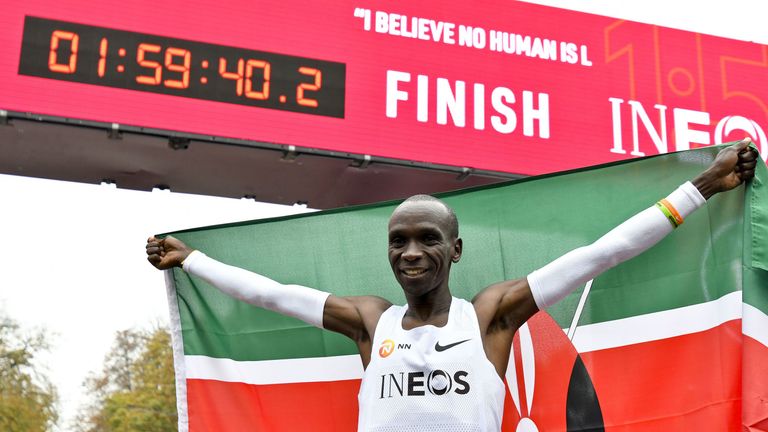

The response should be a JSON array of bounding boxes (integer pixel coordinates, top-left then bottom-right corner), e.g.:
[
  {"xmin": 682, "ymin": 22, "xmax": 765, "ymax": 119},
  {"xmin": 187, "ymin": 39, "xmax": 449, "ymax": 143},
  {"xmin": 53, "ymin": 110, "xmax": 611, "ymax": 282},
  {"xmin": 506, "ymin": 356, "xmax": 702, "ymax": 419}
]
[
  {"xmin": 350, "ymin": 154, "xmax": 372, "ymax": 169},
  {"xmin": 169, "ymin": 136, "xmax": 190, "ymax": 150},
  {"xmin": 456, "ymin": 167, "xmax": 472, "ymax": 181},
  {"xmin": 108, "ymin": 123, "xmax": 122, "ymax": 139},
  {"xmin": 282, "ymin": 145, "xmax": 298, "ymax": 161}
]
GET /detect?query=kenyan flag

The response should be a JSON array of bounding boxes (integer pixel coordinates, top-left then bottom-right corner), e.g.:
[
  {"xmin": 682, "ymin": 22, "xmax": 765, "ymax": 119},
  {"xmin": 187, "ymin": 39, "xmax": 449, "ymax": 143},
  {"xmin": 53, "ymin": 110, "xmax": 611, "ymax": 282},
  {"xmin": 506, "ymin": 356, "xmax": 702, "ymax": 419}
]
[{"xmin": 163, "ymin": 145, "xmax": 768, "ymax": 431}]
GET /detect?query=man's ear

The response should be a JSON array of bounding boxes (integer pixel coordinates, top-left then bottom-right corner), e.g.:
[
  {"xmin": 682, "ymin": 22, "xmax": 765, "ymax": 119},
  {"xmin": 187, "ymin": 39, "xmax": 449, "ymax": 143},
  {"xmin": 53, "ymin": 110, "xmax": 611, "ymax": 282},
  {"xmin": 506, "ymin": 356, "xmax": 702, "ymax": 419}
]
[{"xmin": 452, "ymin": 238, "xmax": 463, "ymax": 263}]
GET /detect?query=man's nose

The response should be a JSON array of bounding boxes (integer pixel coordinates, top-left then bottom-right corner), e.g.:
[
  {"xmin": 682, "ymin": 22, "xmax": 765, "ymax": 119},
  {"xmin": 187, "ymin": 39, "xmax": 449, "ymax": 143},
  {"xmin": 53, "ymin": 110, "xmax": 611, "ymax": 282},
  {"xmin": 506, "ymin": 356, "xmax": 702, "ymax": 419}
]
[{"xmin": 402, "ymin": 241, "xmax": 423, "ymax": 261}]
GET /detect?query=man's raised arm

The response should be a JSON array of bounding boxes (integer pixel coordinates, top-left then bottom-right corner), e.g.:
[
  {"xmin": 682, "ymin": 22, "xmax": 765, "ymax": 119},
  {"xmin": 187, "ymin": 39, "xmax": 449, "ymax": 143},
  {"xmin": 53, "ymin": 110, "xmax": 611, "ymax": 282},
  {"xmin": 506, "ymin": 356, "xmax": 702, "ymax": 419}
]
[
  {"xmin": 145, "ymin": 237, "xmax": 383, "ymax": 344},
  {"xmin": 480, "ymin": 140, "xmax": 760, "ymax": 333}
]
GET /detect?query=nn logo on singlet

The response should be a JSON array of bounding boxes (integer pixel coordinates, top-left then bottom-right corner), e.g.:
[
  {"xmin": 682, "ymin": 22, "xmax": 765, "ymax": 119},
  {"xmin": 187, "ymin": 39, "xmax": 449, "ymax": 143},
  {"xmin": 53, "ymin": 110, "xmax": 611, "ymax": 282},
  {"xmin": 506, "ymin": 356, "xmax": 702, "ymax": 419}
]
[
  {"xmin": 378, "ymin": 339, "xmax": 412, "ymax": 358},
  {"xmin": 378, "ymin": 370, "xmax": 470, "ymax": 399}
]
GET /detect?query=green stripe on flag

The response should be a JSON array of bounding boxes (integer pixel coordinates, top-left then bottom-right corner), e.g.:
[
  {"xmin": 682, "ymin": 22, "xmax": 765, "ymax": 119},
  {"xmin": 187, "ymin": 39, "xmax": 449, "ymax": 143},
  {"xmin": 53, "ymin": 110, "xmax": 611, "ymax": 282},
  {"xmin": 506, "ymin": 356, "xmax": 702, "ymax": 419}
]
[
  {"xmin": 744, "ymin": 150, "xmax": 768, "ymax": 316},
  {"xmin": 168, "ymin": 145, "xmax": 767, "ymax": 361}
]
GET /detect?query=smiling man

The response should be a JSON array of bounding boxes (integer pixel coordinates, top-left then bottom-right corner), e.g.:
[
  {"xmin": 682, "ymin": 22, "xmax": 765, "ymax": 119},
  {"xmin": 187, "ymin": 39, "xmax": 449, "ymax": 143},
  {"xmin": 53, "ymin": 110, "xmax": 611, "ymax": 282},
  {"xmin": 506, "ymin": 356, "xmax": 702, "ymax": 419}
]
[{"xmin": 147, "ymin": 141, "xmax": 758, "ymax": 432}]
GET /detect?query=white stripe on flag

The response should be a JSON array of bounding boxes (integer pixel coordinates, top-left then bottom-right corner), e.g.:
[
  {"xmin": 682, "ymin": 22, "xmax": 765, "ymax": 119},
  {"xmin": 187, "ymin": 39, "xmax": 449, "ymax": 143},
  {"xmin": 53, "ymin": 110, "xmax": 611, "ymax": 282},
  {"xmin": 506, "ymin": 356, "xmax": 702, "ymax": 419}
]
[
  {"xmin": 185, "ymin": 354, "xmax": 364, "ymax": 385},
  {"xmin": 571, "ymin": 291, "xmax": 742, "ymax": 353},
  {"xmin": 743, "ymin": 302, "xmax": 768, "ymax": 347},
  {"xmin": 185, "ymin": 292, "xmax": 768, "ymax": 384},
  {"xmin": 165, "ymin": 271, "xmax": 189, "ymax": 432}
]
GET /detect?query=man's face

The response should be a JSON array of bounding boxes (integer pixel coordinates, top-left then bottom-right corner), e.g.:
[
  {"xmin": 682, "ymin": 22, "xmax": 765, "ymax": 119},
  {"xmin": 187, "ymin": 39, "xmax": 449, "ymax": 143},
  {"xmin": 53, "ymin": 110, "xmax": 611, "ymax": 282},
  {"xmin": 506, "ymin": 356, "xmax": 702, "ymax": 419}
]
[{"xmin": 387, "ymin": 201, "xmax": 461, "ymax": 297}]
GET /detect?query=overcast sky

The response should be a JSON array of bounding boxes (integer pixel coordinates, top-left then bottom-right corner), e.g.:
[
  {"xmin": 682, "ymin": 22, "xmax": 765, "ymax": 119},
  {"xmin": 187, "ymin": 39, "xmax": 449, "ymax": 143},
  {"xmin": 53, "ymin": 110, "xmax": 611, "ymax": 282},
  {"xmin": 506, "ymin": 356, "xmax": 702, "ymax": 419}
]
[{"xmin": 1, "ymin": 1, "xmax": 765, "ymax": 431}]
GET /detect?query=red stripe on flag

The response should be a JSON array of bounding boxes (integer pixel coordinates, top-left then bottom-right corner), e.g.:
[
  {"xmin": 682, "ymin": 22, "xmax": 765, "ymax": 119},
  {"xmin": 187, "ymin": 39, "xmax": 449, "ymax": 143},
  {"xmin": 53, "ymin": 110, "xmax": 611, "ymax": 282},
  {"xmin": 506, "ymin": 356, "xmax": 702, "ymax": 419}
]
[
  {"xmin": 187, "ymin": 378, "xmax": 360, "ymax": 431},
  {"xmin": 581, "ymin": 320, "xmax": 742, "ymax": 431},
  {"xmin": 742, "ymin": 335, "xmax": 768, "ymax": 432}
]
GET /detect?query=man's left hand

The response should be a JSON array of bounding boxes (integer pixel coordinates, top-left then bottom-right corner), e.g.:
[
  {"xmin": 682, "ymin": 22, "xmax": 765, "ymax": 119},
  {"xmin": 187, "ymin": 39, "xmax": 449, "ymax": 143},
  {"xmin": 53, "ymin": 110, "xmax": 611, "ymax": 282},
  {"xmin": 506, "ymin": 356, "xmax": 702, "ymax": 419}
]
[{"xmin": 693, "ymin": 138, "xmax": 760, "ymax": 200}]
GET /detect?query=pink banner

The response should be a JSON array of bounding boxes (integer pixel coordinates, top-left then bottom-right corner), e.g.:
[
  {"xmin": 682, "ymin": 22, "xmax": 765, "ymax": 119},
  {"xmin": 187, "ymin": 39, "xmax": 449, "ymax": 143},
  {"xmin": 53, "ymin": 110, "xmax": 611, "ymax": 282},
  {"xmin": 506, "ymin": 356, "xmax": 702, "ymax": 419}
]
[{"xmin": 1, "ymin": 0, "xmax": 765, "ymax": 174}]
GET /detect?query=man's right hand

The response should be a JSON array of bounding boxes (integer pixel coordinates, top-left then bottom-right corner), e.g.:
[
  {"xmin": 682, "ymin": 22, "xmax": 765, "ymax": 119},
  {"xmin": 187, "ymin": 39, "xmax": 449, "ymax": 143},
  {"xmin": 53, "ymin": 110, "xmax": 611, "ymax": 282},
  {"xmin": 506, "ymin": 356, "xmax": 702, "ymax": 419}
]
[{"xmin": 146, "ymin": 236, "xmax": 194, "ymax": 270}]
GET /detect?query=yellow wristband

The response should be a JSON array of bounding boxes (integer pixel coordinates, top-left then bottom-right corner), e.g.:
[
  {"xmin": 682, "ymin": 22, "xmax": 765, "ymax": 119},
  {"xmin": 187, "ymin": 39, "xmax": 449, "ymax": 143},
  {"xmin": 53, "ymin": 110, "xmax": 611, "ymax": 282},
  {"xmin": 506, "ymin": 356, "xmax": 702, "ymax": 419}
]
[{"xmin": 655, "ymin": 201, "xmax": 681, "ymax": 228}]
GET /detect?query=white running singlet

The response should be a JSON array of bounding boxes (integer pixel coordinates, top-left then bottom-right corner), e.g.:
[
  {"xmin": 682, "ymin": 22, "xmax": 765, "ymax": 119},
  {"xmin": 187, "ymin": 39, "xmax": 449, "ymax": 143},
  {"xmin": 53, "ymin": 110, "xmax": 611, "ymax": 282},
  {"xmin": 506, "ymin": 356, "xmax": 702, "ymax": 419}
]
[{"xmin": 358, "ymin": 297, "xmax": 505, "ymax": 432}]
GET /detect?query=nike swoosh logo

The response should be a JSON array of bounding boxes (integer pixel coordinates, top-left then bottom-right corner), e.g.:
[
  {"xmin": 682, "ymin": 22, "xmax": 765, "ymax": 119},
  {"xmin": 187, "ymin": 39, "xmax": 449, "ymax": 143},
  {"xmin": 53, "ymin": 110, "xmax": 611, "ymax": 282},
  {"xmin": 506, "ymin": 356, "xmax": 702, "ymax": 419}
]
[{"xmin": 434, "ymin": 339, "xmax": 471, "ymax": 352}]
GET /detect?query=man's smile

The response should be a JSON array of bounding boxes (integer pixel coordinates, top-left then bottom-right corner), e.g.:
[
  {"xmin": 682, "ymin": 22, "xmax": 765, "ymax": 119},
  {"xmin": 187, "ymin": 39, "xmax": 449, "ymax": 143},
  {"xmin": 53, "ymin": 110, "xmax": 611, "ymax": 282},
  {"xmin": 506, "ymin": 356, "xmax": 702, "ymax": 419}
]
[{"xmin": 401, "ymin": 268, "xmax": 428, "ymax": 277}]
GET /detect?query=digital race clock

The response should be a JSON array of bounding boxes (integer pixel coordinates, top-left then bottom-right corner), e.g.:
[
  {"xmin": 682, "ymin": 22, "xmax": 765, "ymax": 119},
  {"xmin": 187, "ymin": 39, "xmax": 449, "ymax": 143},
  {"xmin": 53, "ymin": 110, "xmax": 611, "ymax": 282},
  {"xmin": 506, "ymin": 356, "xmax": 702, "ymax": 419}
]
[{"xmin": 19, "ymin": 16, "xmax": 346, "ymax": 118}]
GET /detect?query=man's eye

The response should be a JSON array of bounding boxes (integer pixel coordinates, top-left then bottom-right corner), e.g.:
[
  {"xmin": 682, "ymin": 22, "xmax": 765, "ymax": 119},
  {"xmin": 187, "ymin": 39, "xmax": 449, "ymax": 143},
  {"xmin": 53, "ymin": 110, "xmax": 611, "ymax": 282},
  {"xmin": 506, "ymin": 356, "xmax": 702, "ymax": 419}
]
[
  {"xmin": 389, "ymin": 238, "xmax": 404, "ymax": 247},
  {"xmin": 424, "ymin": 235, "xmax": 439, "ymax": 244}
]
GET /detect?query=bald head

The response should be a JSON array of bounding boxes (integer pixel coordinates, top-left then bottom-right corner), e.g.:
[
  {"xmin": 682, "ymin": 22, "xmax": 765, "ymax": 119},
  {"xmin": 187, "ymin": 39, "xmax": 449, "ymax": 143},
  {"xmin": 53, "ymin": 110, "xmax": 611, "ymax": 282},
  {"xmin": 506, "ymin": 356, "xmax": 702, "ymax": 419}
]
[{"xmin": 392, "ymin": 195, "xmax": 459, "ymax": 239}]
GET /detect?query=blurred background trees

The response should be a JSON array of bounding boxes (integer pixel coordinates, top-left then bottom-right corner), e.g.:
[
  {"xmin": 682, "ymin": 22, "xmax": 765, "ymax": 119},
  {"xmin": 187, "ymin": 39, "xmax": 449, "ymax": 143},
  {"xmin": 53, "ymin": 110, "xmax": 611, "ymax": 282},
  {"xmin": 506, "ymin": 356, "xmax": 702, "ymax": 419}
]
[
  {"xmin": 74, "ymin": 326, "xmax": 176, "ymax": 432},
  {"xmin": 0, "ymin": 313, "xmax": 58, "ymax": 432},
  {"xmin": 0, "ymin": 313, "xmax": 176, "ymax": 432}
]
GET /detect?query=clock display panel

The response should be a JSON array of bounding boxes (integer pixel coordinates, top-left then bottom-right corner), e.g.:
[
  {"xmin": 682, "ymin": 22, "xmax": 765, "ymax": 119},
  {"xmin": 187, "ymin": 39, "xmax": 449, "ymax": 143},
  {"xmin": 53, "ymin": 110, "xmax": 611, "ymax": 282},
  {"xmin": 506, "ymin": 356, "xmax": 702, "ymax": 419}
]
[{"xmin": 19, "ymin": 17, "xmax": 345, "ymax": 118}]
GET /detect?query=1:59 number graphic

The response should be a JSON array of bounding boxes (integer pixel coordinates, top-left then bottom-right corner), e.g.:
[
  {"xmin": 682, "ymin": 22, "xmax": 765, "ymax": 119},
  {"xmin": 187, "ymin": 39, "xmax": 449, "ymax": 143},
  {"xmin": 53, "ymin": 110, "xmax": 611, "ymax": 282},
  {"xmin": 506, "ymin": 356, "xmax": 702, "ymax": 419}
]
[{"xmin": 22, "ymin": 17, "xmax": 346, "ymax": 118}]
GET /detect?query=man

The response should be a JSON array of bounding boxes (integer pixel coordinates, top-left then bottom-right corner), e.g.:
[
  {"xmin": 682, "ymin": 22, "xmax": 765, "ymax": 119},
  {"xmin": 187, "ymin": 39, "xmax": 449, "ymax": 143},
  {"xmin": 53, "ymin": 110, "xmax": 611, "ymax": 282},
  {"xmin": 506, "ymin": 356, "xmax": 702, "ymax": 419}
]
[{"xmin": 147, "ymin": 141, "xmax": 759, "ymax": 431}]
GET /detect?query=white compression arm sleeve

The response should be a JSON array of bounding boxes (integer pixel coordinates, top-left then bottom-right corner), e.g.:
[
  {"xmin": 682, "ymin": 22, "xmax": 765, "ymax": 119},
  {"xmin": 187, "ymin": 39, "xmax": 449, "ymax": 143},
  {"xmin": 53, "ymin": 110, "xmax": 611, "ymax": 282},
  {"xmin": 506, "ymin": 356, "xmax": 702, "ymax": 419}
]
[
  {"xmin": 182, "ymin": 251, "xmax": 330, "ymax": 328},
  {"xmin": 527, "ymin": 181, "xmax": 706, "ymax": 310}
]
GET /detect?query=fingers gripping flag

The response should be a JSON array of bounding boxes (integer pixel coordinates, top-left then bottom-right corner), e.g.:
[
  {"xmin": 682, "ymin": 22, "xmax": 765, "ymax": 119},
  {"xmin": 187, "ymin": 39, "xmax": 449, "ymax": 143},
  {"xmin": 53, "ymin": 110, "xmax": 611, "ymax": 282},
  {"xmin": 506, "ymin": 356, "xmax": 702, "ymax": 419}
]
[{"xmin": 163, "ymin": 145, "xmax": 768, "ymax": 432}]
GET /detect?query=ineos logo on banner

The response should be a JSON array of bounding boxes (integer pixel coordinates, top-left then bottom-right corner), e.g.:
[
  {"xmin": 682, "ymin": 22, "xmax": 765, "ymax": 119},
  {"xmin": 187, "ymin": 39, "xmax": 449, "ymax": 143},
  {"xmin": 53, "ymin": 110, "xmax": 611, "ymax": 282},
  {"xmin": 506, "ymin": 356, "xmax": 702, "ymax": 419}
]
[{"xmin": 609, "ymin": 99, "xmax": 767, "ymax": 160}]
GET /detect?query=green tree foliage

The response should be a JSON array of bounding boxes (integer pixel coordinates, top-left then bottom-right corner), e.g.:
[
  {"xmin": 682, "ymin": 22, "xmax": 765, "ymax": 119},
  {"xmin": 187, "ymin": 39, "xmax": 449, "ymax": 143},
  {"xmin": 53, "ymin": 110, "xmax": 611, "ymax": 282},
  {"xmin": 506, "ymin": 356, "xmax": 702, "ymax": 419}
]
[
  {"xmin": 0, "ymin": 314, "xmax": 58, "ymax": 432},
  {"xmin": 75, "ymin": 327, "xmax": 177, "ymax": 432}
]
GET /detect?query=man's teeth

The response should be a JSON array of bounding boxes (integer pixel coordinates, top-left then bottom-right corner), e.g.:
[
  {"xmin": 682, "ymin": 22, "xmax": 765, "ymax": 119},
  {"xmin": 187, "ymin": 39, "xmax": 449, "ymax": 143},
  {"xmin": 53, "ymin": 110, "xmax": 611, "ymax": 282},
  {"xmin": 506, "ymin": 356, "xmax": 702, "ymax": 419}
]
[{"xmin": 404, "ymin": 269, "xmax": 426, "ymax": 276}]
